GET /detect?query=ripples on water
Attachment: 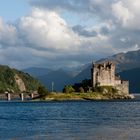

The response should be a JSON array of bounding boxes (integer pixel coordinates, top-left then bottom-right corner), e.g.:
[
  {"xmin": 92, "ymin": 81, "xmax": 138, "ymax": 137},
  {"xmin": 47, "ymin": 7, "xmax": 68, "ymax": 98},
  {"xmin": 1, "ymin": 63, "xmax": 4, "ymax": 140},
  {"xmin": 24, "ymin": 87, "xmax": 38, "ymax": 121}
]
[{"xmin": 0, "ymin": 100, "xmax": 140, "ymax": 140}]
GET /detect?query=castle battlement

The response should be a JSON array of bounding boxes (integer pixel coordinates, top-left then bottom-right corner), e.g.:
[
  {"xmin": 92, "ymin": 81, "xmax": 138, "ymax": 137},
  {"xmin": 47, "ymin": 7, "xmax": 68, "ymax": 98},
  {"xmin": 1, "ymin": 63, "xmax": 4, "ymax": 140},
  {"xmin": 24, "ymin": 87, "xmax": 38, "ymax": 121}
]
[
  {"xmin": 92, "ymin": 61, "xmax": 115, "ymax": 70},
  {"xmin": 91, "ymin": 61, "xmax": 129, "ymax": 94}
]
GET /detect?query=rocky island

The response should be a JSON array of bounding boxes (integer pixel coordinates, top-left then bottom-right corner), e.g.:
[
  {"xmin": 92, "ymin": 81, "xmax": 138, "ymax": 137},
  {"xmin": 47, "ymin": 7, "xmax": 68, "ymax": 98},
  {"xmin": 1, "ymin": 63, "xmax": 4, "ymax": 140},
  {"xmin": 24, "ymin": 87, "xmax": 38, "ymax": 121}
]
[{"xmin": 36, "ymin": 61, "xmax": 134, "ymax": 101}]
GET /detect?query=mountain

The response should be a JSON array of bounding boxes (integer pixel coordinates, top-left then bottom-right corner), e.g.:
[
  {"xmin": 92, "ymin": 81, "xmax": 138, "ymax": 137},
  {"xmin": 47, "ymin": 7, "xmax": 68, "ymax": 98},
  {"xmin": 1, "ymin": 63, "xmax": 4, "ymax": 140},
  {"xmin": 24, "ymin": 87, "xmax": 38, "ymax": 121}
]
[
  {"xmin": 118, "ymin": 68, "xmax": 140, "ymax": 93},
  {"xmin": 70, "ymin": 64, "xmax": 91, "ymax": 84},
  {"xmin": 73, "ymin": 49, "xmax": 140, "ymax": 82},
  {"xmin": 36, "ymin": 64, "xmax": 91, "ymax": 91},
  {"xmin": 26, "ymin": 49, "xmax": 140, "ymax": 92},
  {"xmin": 62, "ymin": 63, "xmax": 90, "ymax": 77},
  {"xmin": 22, "ymin": 67, "xmax": 51, "ymax": 77},
  {"xmin": 97, "ymin": 49, "xmax": 140, "ymax": 72},
  {"xmin": 37, "ymin": 69, "xmax": 73, "ymax": 91},
  {"xmin": 71, "ymin": 49, "xmax": 140, "ymax": 93},
  {"xmin": 0, "ymin": 65, "xmax": 41, "ymax": 93}
]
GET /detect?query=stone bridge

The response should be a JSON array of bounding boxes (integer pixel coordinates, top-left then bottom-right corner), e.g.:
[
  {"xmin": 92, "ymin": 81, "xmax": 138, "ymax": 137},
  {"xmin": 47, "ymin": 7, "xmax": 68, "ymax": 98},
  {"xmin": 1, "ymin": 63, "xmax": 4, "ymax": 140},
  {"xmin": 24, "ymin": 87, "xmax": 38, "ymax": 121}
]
[{"xmin": 0, "ymin": 92, "xmax": 39, "ymax": 101}]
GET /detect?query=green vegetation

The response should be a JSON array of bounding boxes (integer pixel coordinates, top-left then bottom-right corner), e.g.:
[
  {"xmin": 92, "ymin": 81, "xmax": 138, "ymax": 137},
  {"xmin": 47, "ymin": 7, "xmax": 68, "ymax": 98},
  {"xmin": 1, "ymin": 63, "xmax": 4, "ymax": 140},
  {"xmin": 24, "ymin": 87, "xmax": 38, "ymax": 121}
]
[
  {"xmin": 36, "ymin": 91, "xmax": 132, "ymax": 101},
  {"xmin": 36, "ymin": 92, "xmax": 130, "ymax": 101},
  {"xmin": 0, "ymin": 66, "xmax": 18, "ymax": 93},
  {"xmin": 36, "ymin": 84, "xmax": 132, "ymax": 101},
  {"xmin": 94, "ymin": 86, "xmax": 118, "ymax": 94},
  {"xmin": 14, "ymin": 69, "xmax": 41, "ymax": 92},
  {"xmin": 78, "ymin": 87, "xmax": 85, "ymax": 93},
  {"xmin": 36, "ymin": 81, "xmax": 132, "ymax": 101},
  {"xmin": 0, "ymin": 65, "xmax": 41, "ymax": 93},
  {"xmin": 92, "ymin": 86, "xmax": 129, "ymax": 99},
  {"xmin": 73, "ymin": 79, "xmax": 92, "ymax": 93},
  {"xmin": 63, "ymin": 85, "xmax": 75, "ymax": 93},
  {"xmin": 37, "ymin": 92, "xmax": 103, "ymax": 101},
  {"xmin": 38, "ymin": 86, "xmax": 48, "ymax": 97}
]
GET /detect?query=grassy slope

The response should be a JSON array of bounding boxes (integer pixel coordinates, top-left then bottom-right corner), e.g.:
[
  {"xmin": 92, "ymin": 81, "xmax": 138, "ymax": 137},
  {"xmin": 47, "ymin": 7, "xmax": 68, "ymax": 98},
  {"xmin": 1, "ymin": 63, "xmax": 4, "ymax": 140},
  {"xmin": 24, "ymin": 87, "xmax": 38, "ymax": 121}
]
[
  {"xmin": 14, "ymin": 69, "xmax": 41, "ymax": 92},
  {"xmin": 0, "ymin": 65, "xmax": 41, "ymax": 93},
  {"xmin": 35, "ymin": 92, "xmax": 133, "ymax": 101}
]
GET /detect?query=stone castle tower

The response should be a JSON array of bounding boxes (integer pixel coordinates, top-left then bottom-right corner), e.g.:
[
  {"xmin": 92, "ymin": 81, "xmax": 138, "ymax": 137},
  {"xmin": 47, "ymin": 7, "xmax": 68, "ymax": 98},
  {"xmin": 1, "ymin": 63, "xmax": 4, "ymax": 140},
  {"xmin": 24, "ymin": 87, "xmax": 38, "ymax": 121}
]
[{"xmin": 91, "ymin": 61, "xmax": 129, "ymax": 94}]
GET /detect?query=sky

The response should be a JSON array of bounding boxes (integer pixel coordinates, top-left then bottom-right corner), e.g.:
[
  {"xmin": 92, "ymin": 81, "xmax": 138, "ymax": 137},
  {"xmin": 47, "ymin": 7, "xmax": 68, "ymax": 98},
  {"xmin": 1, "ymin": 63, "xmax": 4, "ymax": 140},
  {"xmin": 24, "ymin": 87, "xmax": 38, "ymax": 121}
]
[{"xmin": 0, "ymin": 0, "xmax": 140, "ymax": 69}]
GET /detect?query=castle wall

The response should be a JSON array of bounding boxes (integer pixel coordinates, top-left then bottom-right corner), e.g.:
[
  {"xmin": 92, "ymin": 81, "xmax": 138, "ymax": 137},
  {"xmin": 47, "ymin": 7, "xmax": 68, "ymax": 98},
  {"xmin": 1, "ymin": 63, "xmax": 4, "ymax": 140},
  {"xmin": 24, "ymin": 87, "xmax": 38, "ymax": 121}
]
[
  {"xmin": 97, "ymin": 68, "xmax": 115, "ymax": 86},
  {"xmin": 91, "ymin": 61, "xmax": 129, "ymax": 94},
  {"xmin": 115, "ymin": 80, "xmax": 121, "ymax": 85},
  {"xmin": 115, "ymin": 81, "xmax": 129, "ymax": 94},
  {"xmin": 91, "ymin": 62, "xmax": 115, "ymax": 87}
]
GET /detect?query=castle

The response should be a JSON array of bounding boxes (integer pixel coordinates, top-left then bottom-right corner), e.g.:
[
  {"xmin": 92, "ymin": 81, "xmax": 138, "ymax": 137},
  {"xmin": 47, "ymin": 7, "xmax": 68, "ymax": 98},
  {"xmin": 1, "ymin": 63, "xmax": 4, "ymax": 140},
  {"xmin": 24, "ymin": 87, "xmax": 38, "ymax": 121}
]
[{"xmin": 91, "ymin": 61, "xmax": 129, "ymax": 94}]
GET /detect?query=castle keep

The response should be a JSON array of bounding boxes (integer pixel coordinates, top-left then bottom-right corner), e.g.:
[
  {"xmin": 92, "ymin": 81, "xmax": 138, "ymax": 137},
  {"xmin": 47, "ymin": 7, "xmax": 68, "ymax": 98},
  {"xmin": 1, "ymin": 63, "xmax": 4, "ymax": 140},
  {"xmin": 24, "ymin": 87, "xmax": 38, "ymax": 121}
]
[{"xmin": 91, "ymin": 61, "xmax": 129, "ymax": 94}]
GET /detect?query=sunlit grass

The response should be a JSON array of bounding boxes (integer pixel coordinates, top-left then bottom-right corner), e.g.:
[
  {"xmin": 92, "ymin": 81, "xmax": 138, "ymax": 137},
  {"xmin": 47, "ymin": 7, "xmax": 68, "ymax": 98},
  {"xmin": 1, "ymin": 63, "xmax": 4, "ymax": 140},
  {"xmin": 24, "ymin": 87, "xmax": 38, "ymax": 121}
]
[
  {"xmin": 37, "ymin": 91, "xmax": 130, "ymax": 101},
  {"xmin": 34, "ymin": 85, "xmax": 133, "ymax": 101}
]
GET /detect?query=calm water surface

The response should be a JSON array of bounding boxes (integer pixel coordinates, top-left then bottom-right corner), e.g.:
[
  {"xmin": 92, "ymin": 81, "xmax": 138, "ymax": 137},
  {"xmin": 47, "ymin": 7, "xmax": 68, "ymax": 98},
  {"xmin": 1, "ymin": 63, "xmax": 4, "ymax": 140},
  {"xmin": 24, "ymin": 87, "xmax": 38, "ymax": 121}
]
[{"xmin": 0, "ymin": 100, "xmax": 140, "ymax": 140}]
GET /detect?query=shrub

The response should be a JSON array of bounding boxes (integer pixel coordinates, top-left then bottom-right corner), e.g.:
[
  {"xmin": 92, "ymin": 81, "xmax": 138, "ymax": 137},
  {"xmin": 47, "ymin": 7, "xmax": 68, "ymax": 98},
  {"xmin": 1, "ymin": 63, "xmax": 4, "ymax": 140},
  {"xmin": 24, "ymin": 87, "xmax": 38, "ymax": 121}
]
[
  {"xmin": 79, "ymin": 87, "xmax": 85, "ymax": 93},
  {"xmin": 38, "ymin": 86, "xmax": 48, "ymax": 97},
  {"xmin": 94, "ymin": 86, "xmax": 118, "ymax": 94},
  {"xmin": 63, "ymin": 85, "xmax": 75, "ymax": 93}
]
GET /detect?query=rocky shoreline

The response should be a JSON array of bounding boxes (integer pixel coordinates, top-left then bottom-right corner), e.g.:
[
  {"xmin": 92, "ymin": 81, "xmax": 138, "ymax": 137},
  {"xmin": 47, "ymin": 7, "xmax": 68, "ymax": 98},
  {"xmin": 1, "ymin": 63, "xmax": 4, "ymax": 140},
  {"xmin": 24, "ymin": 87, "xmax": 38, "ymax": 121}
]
[{"xmin": 35, "ymin": 92, "xmax": 135, "ymax": 101}]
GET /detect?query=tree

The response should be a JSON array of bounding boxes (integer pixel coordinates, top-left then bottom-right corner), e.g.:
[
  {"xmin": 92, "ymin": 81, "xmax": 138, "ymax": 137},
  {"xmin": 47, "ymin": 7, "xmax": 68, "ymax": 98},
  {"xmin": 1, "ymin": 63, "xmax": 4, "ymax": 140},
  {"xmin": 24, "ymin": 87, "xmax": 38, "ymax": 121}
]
[
  {"xmin": 63, "ymin": 85, "xmax": 75, "ymax": 93},
  {"xmin": 82, "ymin": 79, "xmax": 91, "ymax": 87},
  {"xmin": 79, "ymin": 87, "xmax": 85, "ymax": 93},
  {"xmin": 38, "ymin": 86, "xmax": 48, "ymax": 97}
]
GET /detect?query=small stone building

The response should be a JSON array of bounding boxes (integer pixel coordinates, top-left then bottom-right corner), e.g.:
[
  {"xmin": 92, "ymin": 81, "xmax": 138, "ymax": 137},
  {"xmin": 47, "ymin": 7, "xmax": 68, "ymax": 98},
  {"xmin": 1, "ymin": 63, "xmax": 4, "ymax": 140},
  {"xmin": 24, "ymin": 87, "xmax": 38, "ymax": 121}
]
[{"xmin": 91, "ymin": 61, "xmax": 129, "ymax": 94}]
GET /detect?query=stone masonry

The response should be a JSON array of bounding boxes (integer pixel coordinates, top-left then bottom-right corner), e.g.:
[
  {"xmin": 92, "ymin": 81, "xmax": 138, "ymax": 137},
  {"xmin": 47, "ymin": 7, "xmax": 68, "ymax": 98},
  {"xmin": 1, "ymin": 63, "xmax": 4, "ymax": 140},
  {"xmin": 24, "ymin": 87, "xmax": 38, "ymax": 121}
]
[{"xmin": 91, "ymin": 61, "xmax": 129, "ymax": 94}]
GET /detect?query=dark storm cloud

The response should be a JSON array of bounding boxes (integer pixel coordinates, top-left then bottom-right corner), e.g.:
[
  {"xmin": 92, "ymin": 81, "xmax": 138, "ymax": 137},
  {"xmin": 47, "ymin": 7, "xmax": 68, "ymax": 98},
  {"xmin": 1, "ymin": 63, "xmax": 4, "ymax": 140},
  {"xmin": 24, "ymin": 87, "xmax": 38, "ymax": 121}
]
[
  {"xmin": 29, "ymin": 0, "xmax": 90, "ymax": 12},
  {"xmin": 72, "ymin": 25, "xmax": 97, "ymax": 37},
  {"xmin": 29, "ymin": 0, "xmax": 116, "ymax": 20},
  {"xmin": 109, "ymin": 27, "xmax": 140, "ymax": 51},
  {"xmin": 100, "ymin": 26, "xmax": 110, "ymax": 35}
]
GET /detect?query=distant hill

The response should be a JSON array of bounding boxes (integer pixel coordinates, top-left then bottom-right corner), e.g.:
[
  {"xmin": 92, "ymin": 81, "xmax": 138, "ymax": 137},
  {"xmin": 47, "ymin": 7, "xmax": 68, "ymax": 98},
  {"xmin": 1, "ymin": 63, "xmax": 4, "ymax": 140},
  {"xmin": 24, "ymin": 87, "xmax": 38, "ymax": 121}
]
[
  {"xmin": 97, "ymin": 49, "xmax": 140, "ymax": 72},
  {"xmin": 118, "ymin": 68, "xmax": 140, "ymax": 93},
  {"xmin": 70, "ymin": 64, "xmax": 91, "ymax": 84},
  {"xmin": 25, "ymin": 49, "xmax": 140, "ymax": 93},
  {"xmin": 22, "ymin": 67, "xmax": 51, "ymax": 77},
  {"xmin": 37, "ymin": 69, "xmax": 73, "ymax": 91},
  {"xmin": 0, "ymin": 65, "xmax": 41, "ymax": 93},
  {"xmin": 71, "ymin": 49, "xmax": 140, "ymax": 86},
  {"xmin": 62, "ymin": 63, "xmax": 90, "ymax": 77},
  {"xmin": 36, "ymin": 64, "xmax": 92, "ymax": 91}
]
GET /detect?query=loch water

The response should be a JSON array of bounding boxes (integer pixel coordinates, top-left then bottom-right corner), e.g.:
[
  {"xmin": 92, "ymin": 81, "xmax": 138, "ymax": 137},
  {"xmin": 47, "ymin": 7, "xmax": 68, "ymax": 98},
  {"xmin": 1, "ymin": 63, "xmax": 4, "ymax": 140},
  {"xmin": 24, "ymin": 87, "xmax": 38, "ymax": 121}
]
[{"xmin": 0, "ymin": 100, "xmax": 140, "ymax": 140}]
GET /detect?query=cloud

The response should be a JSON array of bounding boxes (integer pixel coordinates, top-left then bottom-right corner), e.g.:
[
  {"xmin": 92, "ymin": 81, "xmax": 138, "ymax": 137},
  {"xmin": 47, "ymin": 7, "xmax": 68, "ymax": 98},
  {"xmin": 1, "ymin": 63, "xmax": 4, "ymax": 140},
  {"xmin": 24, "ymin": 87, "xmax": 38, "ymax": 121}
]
[
  {"xmin": 29, "ymin": 0, "xmax": 115, "ymax": 20},
  {"xmin": 111, "ymin": 1, "xmax": 133, "ymax": 28},
  {"xmin": 72, "ymin": 25, "xmax": 97, "ymax": 37},
  {"xmin": 0, "ymin": 0, "xmax": 140, "ymax": 69},
  {"xmin": 100, "ymin": 26, "xmax": 110, "ymax": 35},
  {"xmin": 18, "ymin": 8, "xmax": 81, "ymax": 52},
  {"xmin": 0, "ymin": 8, "xmax": 112, "ymax": 69},
  {"xmin": 0, "ymin": 18, "xmax": 18, "ymax": 47},
  {"xmin": 28, "ymin": 0, "xmax": 140, "ymax": 55},
  {"xmin": 111, "ymin": 0, "xmax": 140, "ymax": 30},
  {"xmin": 29, "ymin": 0, "xmax": 140, "ymax": 30},
  {"xmin": 29, "ymin": 0, "xmax": 91, "ymax": 13}
]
